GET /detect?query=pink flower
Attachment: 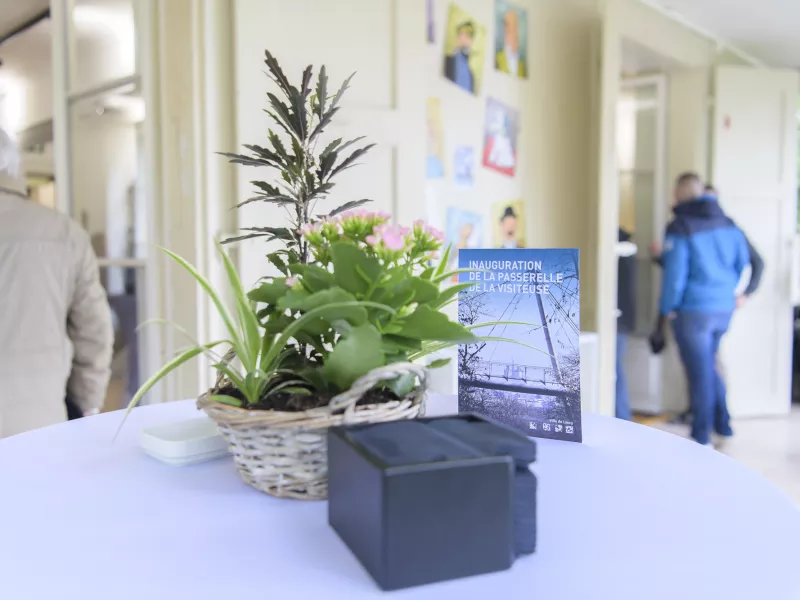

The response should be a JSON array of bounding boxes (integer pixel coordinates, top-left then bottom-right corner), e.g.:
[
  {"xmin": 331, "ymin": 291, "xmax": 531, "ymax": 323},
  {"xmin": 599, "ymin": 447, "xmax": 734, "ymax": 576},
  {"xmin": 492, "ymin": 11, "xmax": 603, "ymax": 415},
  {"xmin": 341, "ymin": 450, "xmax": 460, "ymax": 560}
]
[
  {"xmin": 286, "ymin": 277, "xmax": 296, "ymax": 286},
  {"xmin": 378, "ymin": 211, "xmax": 393, "ymax": 220},
  {"xmin": 426, "ymin": 226, "xmax": 445, "ymax": 242},
  {"xmin": 365, "ymin": 235, "xmax": 378, "ymax": 246},
  {"xmin": 374, "ymin": 223, "xmax": 408, "ymax": 251}
]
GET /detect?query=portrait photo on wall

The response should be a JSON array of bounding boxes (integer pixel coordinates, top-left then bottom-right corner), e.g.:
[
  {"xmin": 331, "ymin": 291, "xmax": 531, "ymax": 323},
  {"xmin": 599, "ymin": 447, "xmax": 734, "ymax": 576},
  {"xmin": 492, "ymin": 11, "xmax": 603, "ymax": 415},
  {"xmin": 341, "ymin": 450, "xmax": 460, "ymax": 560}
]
[
  {"xmin": 482, "ymin": 97, "xmax": 519, "ymax": 177},
  {"xmin": 443, "ymin": 3, "xmax": 486, "ymax": 95},
  {"xmin": 453, "ymin": 145, "xmax": 475, "ymax": 187},
  {"xmin": 492, "ymin": 199, "xmax": 526, "ymax": 248},
  {"xmin": 445, "ymin": 207, "xmax": 483, "ymax": 282},
  {"xmin": 426, "ymin": 97, "xmax": 445, "ymax": 179},
  {"xmin": 494, "ymin": 0, "xmax": 528, "ymax": 79}
]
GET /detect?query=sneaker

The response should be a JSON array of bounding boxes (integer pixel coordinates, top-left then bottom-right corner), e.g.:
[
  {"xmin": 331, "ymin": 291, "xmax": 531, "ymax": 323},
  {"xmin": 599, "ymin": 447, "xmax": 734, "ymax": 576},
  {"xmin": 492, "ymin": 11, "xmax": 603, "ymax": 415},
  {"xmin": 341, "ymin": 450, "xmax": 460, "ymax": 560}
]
[{"xmin": 713, "ymin": 432, "xmax": 733, "ymax": 449}]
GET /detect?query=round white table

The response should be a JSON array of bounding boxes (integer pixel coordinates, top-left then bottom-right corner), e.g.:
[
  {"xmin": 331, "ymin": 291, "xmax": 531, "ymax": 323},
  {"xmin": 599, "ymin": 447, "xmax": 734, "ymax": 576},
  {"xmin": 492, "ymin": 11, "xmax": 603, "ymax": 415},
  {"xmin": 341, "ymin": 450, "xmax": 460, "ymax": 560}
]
[{"xmin": 1, "ymin": 397, "xmax": 799, "ymax": 600}]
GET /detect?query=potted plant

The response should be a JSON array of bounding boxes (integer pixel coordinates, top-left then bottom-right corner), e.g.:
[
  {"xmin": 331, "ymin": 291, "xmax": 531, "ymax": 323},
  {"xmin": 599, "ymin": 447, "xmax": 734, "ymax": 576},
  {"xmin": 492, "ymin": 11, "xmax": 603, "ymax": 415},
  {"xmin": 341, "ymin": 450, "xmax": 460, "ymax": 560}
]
[{"xmin": 124, "ymin": 51, "xmax": 529, "ymax": 500}]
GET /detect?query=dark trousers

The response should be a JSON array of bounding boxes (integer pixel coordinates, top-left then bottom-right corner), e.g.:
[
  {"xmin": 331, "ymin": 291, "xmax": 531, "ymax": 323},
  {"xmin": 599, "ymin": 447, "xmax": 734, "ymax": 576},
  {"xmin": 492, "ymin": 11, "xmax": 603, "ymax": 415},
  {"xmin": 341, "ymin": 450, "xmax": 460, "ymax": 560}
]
[
  {"xmin": 671, "ymin": 312, "xmax": 734, "ymax": 444},
  {"xmin": 615, "ymin": 332, "xmax": 632, "ymax": 420},
  {"xmin": 65, "ymin": 396, "xmax": 83, "ymax": 420}
]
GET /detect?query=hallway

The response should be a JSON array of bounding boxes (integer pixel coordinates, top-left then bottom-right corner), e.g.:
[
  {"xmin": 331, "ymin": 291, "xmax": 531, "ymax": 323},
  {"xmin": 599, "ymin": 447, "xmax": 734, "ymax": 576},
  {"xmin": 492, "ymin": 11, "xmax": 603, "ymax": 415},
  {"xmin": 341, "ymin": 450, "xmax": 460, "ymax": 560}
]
[{"xmin": 651, "ymin": 410, "xmax": 800, "ymax": 505}]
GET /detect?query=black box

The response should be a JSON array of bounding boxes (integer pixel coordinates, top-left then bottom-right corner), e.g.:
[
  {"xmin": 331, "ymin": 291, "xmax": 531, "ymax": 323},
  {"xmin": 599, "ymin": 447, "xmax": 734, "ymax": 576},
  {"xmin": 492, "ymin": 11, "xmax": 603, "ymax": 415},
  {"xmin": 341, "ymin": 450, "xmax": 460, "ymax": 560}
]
[{"xmin": 328, "ymin": 415, "xmax": 535, "ymax": 591}]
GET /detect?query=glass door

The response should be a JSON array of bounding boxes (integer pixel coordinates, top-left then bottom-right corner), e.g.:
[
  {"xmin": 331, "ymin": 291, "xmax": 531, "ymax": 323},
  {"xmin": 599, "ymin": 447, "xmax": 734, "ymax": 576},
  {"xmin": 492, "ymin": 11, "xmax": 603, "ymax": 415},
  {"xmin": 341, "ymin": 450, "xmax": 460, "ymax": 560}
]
[{"xmin": 51, "ymin": 0, "xmax": 157, "ymax": 409}]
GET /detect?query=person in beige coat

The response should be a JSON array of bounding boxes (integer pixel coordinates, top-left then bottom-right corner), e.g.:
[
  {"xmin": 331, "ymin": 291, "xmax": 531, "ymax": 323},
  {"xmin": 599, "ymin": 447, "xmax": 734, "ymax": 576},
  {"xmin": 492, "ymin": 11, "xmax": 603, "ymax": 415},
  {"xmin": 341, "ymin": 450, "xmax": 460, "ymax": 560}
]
[{"xmin": 0, "ymin": 128, "xmax": 113, "ymax": 437}]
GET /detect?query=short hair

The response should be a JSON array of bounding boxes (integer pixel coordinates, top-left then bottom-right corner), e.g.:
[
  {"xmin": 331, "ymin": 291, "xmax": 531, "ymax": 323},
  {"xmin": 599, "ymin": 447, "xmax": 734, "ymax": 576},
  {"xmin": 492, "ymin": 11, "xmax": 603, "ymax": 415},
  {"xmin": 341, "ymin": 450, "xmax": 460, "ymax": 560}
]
[
  {"xmin": 675, "ymin": 172, "xmax": 704, "ymax": 201},
  {"xmin": 456, "ymin": 21, "xmax": 475, "ymax": 38},
  {"xmin": 0, "ymin": 127, "xmax": 22, "ymax": 180},
  {"xmin": 676, "ymin": 172, "xmax": 701, "ymax": 187}
]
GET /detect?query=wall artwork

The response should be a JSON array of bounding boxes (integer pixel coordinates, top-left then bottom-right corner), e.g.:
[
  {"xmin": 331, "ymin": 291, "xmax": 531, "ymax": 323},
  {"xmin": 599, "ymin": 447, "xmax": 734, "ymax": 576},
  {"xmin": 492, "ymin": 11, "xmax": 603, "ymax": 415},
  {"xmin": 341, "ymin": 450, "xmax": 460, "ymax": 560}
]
[
  {"xmin": 482, "ymin": 97, "xmax": 519, "ymax": 177},
  {"xmin": 492, "ymin": 199, "xmax": 525, "ymax": 248},
  {"xmin": 445, "ymin": 207, "xmax": 483, "ymax": 281},
  {"xmin": 426, "ymin": 98, "xmax": 445, "ymax": 179},
  {"xmin": 494, "ymin": 1, "xmax": 528, "ymax": 79},
  {"xmin": 443, "ymin": 3, "xmax": 486, "ymax": 95},
  {"xmin": 453, "ymin": 145, "xmax": 475, "ymax": 187},
  {"xmin": 427, "ymin": 0, "xmax": 435, "ymax": 43}
]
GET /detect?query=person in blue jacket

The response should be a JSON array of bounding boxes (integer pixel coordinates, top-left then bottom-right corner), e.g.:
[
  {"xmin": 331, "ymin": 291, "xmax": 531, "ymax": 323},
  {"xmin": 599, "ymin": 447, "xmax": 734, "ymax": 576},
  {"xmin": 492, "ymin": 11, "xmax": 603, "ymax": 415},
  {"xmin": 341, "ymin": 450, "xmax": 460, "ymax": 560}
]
[{"xmin": 649, "ymin": 173, "xmax": 750, "ymax": 446}]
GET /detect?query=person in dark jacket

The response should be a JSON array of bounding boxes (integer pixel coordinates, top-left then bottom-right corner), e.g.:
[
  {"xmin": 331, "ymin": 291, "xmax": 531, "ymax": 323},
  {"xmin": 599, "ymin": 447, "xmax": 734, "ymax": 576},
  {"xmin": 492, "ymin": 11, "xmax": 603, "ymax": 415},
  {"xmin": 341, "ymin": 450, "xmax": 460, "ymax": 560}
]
[
  {"xmin": 704, "ymin": 185, "xmax": 764, "ymax": 302},
  {"xmin": 649, "ymin": 173, "xmax": 750, "ymax": 446},
  {"xmin": 616, "ymin": 228, "xmax": 637, "ymax": 420},
  {"xmin": 651, "ymin": 183, "xmax": 764, "ymax": 427}
]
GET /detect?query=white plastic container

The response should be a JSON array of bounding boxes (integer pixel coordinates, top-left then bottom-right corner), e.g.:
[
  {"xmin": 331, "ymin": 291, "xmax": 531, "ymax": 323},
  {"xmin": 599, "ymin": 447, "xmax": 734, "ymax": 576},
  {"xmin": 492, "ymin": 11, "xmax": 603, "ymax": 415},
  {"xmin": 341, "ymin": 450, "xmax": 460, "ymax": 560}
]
[{"xmin": 140, "ymin": 417, "xmax": 229, "ymax": 466}]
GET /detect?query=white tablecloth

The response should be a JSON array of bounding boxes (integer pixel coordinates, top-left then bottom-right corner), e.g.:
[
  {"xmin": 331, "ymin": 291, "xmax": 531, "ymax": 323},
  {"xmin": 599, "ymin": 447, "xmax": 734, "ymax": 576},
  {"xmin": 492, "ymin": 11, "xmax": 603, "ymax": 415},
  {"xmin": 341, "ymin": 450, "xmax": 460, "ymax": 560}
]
[{"xmin": 1, "ymin": 396, "xmax": 799, "ymax": 599}]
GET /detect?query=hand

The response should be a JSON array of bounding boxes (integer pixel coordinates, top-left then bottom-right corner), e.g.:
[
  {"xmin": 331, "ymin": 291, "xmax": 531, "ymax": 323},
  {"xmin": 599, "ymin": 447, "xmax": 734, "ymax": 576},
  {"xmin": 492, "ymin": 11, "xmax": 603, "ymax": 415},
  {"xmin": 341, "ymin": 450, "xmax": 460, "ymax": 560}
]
[
  {"xmin": 649, "ymin": 241, "xmax": 662, "ymax": 258},
  {"xmin": 649, "ymin": 329, "xmax": 667, "ymax": 355},
  {"xmin": 736, "ymin": 295, "xmax": 748, "ymax": 309}
]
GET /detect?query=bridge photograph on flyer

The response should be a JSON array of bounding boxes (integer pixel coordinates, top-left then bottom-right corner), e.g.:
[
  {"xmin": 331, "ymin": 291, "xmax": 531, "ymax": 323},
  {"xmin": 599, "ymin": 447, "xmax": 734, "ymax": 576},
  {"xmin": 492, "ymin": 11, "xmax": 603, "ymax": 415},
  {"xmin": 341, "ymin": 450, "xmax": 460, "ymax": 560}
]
[{"xmin": 457, "ymin": 248, "xmax": 582, "ymax": 443}]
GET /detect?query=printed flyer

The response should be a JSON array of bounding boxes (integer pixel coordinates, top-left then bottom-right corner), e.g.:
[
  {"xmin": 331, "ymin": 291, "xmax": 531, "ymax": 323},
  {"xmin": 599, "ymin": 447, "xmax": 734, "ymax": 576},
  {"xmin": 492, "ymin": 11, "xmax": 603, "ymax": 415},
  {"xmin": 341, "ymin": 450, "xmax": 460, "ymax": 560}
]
[{"xmin": 458, "ymin": 248, "xmax": 582, "ymax": 442}]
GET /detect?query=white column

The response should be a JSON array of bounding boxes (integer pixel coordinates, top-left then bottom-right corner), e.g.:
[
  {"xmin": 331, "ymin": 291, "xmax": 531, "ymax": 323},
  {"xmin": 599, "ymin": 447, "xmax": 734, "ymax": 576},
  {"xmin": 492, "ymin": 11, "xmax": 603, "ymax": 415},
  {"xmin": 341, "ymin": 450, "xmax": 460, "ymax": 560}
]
[{"xmin": 50, "ymin": 0, "xmax": 73, "ymax": 215}]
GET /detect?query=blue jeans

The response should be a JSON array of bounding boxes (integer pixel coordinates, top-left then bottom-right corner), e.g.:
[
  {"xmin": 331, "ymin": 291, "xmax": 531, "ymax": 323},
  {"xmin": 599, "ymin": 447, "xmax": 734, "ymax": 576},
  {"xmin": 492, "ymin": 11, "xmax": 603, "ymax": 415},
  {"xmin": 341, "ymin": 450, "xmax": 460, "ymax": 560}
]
[
  {"xmin": 671, "ymin": 312, "xmax": 733, "ymax": 444},
  {"xmin": 616, "ymin": 333, "xmax": 632, "ymax": 420}
]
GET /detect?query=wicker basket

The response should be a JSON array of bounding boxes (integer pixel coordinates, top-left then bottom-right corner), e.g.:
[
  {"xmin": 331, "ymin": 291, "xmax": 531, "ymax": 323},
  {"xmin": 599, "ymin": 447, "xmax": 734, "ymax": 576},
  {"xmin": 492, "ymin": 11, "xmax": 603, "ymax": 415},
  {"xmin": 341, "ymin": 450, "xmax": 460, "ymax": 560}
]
[{"xmin": 197, "ymin": 362, "xmax": 427, "ymax": 500}]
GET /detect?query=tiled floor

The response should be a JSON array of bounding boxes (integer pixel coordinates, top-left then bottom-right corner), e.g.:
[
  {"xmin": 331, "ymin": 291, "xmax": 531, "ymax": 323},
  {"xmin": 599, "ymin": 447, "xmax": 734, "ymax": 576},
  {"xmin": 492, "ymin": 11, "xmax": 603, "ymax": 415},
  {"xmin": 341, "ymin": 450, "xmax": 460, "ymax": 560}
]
[{"xmin": 649, "ymin": 409, "xmax": 800, "ymax": 505}]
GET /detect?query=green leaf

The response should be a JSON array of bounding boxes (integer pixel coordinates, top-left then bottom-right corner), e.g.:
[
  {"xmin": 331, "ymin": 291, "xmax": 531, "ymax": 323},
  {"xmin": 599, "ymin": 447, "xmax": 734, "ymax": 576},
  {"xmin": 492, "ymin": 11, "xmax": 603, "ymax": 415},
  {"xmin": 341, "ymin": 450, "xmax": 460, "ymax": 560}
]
[
  {"xmin": 386, "ymin": 372, "xmax": 416, "ymax": 397},
  {"xmin": 433, "ymin": 268, "xmax": 478, "ymax": 284},
  {"xmin": 381, "ymin": 334, "xmax": 422, "ymax": 354},
  {"xmin": 397, "ymin": 306, "xmax": 479, "ymax": 342},
  {"xmin": 216, "ymin": 240, "xmax": 261, "ymax": 372},
  {"xmin": 373, "ymin": 287, "xmax": 415, "ymax": 311},
  {"xmin": 243, "ymin": 143, "xmax": 282, "ymax": 164},
  {"xmin": 411, "ymin": 336, "xmax": 551, "ymax": 361},
  {"xmin": 212, "ymin": 362, "xmax": 246, "ymax": 393},
  {"xmin": 466, "ymin": 321, "xmax": 542, "ymax": 331},
  {"xmin": 234, "ymin": 195, "xmax": 296, "ymax": 210},
  {"xmin": 436, "ymin": 244, "xmax": 453, "ymax": 278},
  {"xmin": 267, "ymin": 253, "xmax": 288, "ymax": 275},
  {"xmin": 322, "ymin": 324, "xmax": 385, "ymax": 390},
  {"xmin": 280, "ymin": 387, "xmax": 313, "ymax": 396},
  {"xmin": 315, "ymin": 64, "xmax": 328, "ymax": 119},
  {"xmin": 217, "ymin": 151, "xmax": 276, "ymax": 169},
  {"xmin": 326, "ymin": 199, "xmax": 372, "ymax": 218},
  {"xmin": 434, "ymin": 282, "xmax": 475, "ymax": 309},
  {"xmin": 282, "ymin": 288, "xmax": 366, "ymax": 324},
  {"xmin": 407, "ymin": 277, "xmax": 439, "ymax": 304},
  {"xmin": 248, "ymin": 278, "xmax": 290, "ymax": 305},
  {"xmin": 329, "ymin": 72, "xmax": 355, "ymax": 112},
  {"xmin": 160, "ymin": 246, "xmax": 242, "ymax": 356},
  {"xmin": 427, "ymin": 358, "xmax": 452, "ymax": 369},
  {"xmin": 239, "ymin": 226, "xmax": 294, "ymax": 241},
  {"xmin": 331, "ymin": 242, "xmax": 382, "ymax": 295},
  {"xmin": 266, "ymin": 92, "xmax": 300, "ymax": 140},
  {"xmin": 277, "ymin": 288, "xmax": 311, "ymax": 312},
  {"xmin": 287, "ymin": 263, "xmax": 335, "ymax": 292},
  {"xmin": 328, "ymin": 144, "xmax": 377, "ymax": 181},
  {"xmin": 260, "ymin": 301, "xmax": 395, "ymax": 372},
  {"xmin": 263, "ymin": 49, "xmax": 292, "ymax": 96},
  {"xmin": 115, "ymin": 340, "xmax": 230, "ymax": 440},
  {"xmin": 209, "ymin": 394, "xmax": 243, "ymax": 408}
]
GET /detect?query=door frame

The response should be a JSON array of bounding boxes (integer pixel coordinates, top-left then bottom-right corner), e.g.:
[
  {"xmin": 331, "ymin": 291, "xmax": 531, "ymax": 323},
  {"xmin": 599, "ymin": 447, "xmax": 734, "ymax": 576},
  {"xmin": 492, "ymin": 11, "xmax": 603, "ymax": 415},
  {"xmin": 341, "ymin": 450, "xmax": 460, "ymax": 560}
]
[{"xmin": 618, "ymin": 74, "xmax": 669, "ymax": 414}]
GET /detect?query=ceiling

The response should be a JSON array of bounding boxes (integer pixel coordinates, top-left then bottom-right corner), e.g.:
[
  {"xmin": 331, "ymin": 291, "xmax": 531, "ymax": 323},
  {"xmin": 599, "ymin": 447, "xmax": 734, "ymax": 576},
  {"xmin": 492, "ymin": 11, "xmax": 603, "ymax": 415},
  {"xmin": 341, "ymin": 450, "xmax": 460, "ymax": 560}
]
[{"xmin": 646, "ymin": 0, "xmax": 800, "ymax": 68}]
